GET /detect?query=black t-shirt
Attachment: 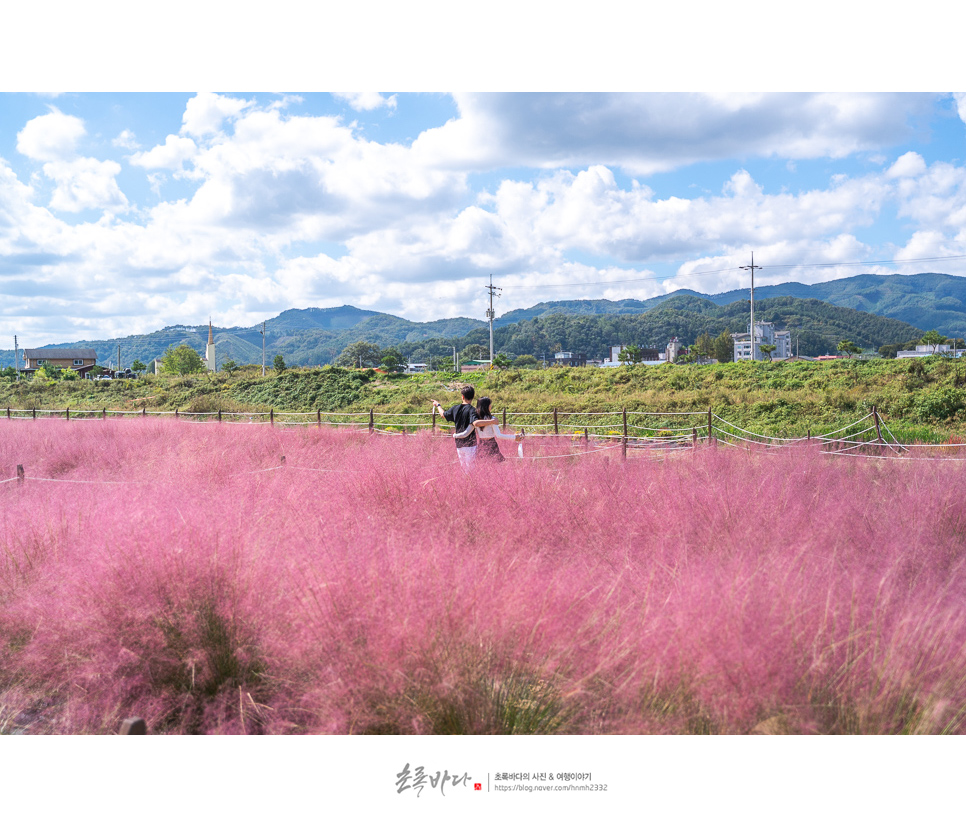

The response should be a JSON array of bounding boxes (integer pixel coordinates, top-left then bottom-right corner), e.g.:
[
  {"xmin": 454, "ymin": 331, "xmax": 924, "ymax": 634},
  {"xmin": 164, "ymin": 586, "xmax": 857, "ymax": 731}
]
[{"xmin": 443, "ymin": 402, "xmax": 478, "ymax": 447}]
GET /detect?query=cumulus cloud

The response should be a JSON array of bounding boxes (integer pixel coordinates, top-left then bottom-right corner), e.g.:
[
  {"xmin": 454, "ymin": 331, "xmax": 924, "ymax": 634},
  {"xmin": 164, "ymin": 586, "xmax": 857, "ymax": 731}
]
[
  {"xmin": 43, "ymin": 157, "xmax": 129, "ymax": 213},
  {"xmin": 887, "ymin": 151, "xmax": 927, "ymax": 179},
  {"xmin": 333, "ymin": 92, "xmax": 398, "ymax": 111},
  {"xmin": 953, "ymin": 93, "xmax": 966, "ymax": 124},
  {"xmin": 145, "ymin": 104, "xmax": 468, "ymax": 238},
  {"xmin": 16, "ymin": 109, "xmax": 86, "ymax": 161},
  {"xmin": 412, "ymin": 92, "xmax": 936, "ymax": 175},
  {"xmin": 13, "ymin": 109, "xmax": 130, "ymax": 214},
  {"xmin": 181, "ymin": 92, "xmax": 252, "ymax": 137},
  {"xmin": 130, "ymin": 134, "xmax": 198, "ymax": 170},
  {"xmin": 112, "ymin": 129, "xmax": 139, "ymax": 150}
]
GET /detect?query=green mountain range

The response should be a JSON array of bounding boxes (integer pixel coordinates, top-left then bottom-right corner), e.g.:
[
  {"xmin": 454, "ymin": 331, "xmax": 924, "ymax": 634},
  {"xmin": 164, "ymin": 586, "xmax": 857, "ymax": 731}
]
[
  {"xmin": 3, "ymin": 271, "xmax": 961, "ymax": 369},
  {"xmin": 494, "ymin": 272, "xmax": 966, "ymax": 334},
  {"xmin": 397, "ymin": 295, "xmax": 923, "ymax": 363}
]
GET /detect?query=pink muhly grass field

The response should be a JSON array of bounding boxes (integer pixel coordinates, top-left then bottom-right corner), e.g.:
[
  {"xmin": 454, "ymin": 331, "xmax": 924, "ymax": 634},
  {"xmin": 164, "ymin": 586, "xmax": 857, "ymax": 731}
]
[{"xmin": 1, "ymin": 419, "xmax": 966, "ymax": 734}]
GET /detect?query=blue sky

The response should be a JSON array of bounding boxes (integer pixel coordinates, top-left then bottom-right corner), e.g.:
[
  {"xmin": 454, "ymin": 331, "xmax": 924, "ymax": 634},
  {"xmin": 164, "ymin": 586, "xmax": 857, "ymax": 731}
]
[{"xmin": 2, "ymin": 27, "xmax": 965, "ymax": 348}]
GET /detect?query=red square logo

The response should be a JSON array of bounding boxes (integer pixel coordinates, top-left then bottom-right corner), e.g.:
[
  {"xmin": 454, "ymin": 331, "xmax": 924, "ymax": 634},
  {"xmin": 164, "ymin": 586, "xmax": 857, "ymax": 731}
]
[{"xmin": 474, "ymin": 783, "xmax": 482, "ymax": 791}]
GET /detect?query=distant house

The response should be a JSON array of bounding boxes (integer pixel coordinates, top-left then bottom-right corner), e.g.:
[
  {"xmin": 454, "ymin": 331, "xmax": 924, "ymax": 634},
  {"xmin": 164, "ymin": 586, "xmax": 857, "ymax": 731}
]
[
  {"xmin": 732, "ymin": 322, "xmax": 791, "ymax": 361},
  {"xmin": 896, "ymin": 344, "xmax": 966, "ymax": 358},
  {"xmin": 22, "ymin": 348, "xmax": 98, "ymax": 377},
  {"xmin": 553, "ymin": 351, "xmax": 587, "ymax": 367}
]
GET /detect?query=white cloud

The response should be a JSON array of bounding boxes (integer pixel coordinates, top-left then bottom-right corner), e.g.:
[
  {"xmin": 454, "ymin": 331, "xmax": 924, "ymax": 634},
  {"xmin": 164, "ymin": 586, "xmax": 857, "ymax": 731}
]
[
  {"xmin": 112, "ymin": 129, "xmax": 139, "ymax": 150},
  {"xmin": 412, "ymin": 93, "xmax": 936, "ymax": 175},
  {"xmin": 333, "ymin": 92, "xmax": 398, "ymax": 111},
  {"xmin": 44, "ymin": 157, "xmax": 129, "ymax": 212},
  {"xmin": 16, "ymin": 109, "xmax": 86, "ymax": 161},
  {"xmin": 130, "ymin": 134, "xmax": 198, "ymax": 170},
  {"xmin": 887, "ymin": 151, "xmax": 927, "ymax": 179},
  {"xmin": 953, "ymin": 93, "xmax": 966, "ymax": 124},
  {"xmin": 181, "ymin": 92, "xmax": 251, "ymax": 137}
]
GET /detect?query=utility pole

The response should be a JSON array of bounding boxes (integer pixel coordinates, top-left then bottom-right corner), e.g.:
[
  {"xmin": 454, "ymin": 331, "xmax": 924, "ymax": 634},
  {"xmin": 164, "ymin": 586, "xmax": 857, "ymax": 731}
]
[
  {"xmin": 740, "ymin": 252, "xmax": 763, "ymax": 360},
  {"xmin": 485, "ymin": 274, "xmax": 501, "ymax": 366},
  {"xmin": 14, "ymin": 335, "xmax": 19, "ymax": 381},
  {"xmin": 117, "ymin": 343, "xmax": 121, "ymax": 373},
  {"xmin": 443, "ymin": 345, "xmax": 457, "ymax": 373},
  {"xmin": 261, "ymin": 322, "xmax": 266, "ymax": 377}
]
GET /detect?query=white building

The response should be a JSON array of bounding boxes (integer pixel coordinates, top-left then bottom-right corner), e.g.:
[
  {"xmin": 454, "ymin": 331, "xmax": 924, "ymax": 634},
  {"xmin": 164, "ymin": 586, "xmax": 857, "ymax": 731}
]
[
  {"xmin": 733, "ymin": 321, "xmax": 791, "ymax": 361},
  {"xmin": 205, "ymin": 321, "xmax": 216, "ymax": 372},
  {"xmin": 896, "ymin": 344, "xmax": 966, "ymax": 358}
]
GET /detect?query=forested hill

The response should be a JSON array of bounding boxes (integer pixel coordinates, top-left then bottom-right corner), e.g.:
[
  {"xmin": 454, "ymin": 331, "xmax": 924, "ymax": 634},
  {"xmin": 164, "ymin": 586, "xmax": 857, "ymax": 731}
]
[
  {"xmin": 2, "ymin": 306, "xmax": 487, "ymax": 370},
  {"xmin": 493, "ymin": 272, "xmax": 966, "ymax": 334},
  {"xmin": 394, "ymin": 296, "xmax": 924, "ymax": 362},
  {"xmin": 3, "ymin": 273, "xmax": 950, "ymax": 370}
]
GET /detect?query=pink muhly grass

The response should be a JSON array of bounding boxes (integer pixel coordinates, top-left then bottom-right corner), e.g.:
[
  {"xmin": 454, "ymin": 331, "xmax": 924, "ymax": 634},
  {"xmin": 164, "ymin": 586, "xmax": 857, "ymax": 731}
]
[{"xmin": 1, "ymin": 419, "xmax": 965, "ymax": 733}]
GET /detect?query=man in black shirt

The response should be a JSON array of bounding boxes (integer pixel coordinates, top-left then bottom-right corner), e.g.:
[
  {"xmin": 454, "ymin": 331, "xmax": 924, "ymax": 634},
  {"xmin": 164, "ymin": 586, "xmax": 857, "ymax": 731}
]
[{"xmin": 432, "ymin": 384, "xmax": 478, "ymax": 471}]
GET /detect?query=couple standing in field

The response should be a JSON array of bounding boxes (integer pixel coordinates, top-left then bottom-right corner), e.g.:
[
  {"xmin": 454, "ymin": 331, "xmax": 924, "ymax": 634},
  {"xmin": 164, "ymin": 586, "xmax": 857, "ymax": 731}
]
[{"xmin": 432, "ymin": 384, "xmax": 522, "ymax": 471}]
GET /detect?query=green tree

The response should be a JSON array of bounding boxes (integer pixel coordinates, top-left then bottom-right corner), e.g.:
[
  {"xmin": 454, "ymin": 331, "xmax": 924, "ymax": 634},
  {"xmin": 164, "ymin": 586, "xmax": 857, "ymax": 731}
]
[
  {"xmin": 492, "ymin": 352, "xmax": 511, "ymax": 370},
  {"xmin": 35, "ymin": 363, "xmax": 63, "ymax": 381},
  {"xmin": 273, "ymin": 354, "xmax": 287, "ymax": 373},
  {"xmin": 160, "ymin": 344, "xmax": 205, "ymax": 376},
  {"xmin": 694, "ymin": 332, "xmax": 714, "ymax": 361},
  {"xmin": 759, "ymin": 344, "xmax": 776, "ymax": 362},
  {"xmin": 512, "ymin": 354, "xmax": 539, "ymax": 368},
  {"xmin": 618, "ymin": 345, "xmax": 643, "ymax": 364},
  {"xmin": 920, "ymin": 330, "xmax": 947, "ymax": 354},
  {"xmin": 335, "ymin": 340, "xmax": 382, "ymax": 368},
  {"xmin": 221, "ymin": 358, "xmax": 239, "ymax": 377},
  {"xmin": 62, "ymin": 368, "xmax": 79, "ymax": 381},
  {"xmin": 837, "ymin": 339, "xmax": 860, "ymax": 358},
  {"xmin": 713, "ymin": 330, "xmax": 734, "ymax": 363},
  {"xmin": 131, "ymin": 359, "xmax": 146, "ymax": 375},
  {"xmin": 460, "ymin": 343, "xmax": 488, "ymax": 361},
  {"xmin": 380, "ymin": 348, "xmax": 406, "ymax": 373}
]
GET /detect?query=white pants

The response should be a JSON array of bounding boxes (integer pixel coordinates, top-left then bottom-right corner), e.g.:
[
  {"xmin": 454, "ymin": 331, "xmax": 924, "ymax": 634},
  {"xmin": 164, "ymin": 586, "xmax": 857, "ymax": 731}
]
[{"xmin": 456, "ymin": 445, "xmax": 477, "ymax": 472}]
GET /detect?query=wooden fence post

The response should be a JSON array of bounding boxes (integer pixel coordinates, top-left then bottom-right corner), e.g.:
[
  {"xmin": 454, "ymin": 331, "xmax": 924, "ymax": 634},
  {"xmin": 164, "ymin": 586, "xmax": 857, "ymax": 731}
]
[
  {"xmin": 175, "ymin": 408, "xmax": 179, "ymax": 420},
  {"xmin": 317, "ymin": 409, "xmax": 321, "ymax": 429},
  {"xmin": 502, "ymin": 407, "xmax": 507, "ymax": 430},
  {"xmin": 66, "ymin": 407, "xmax": 69, "ymax": 422},
  {"xmin": 692, "ymin": 427, "xmax": 698, "ymax": 449},
  {"xmin": 17, "ymin": 464, "xmax": 24, "ymax": 486},
  {"xmin": 553, "ymin": 407, "xmax": 559, "ymax": 435},
  {"xmin": 32, "ymin": 408, "xmax": 35, "ymax": 420},
  {"xmin": 217, "ymin": 409, "xmax": 222, "ymax": 422},
  {"xmin": 142, "ymin": 407, "xmax": 146, "ymax": 418},
  {"xmin": 6, "ymin": 407, "xmax": 9, "ymax": 419},
  {"xmin": 102, "ymin": 408, "xmax": 106, "ymax": 420},
  {"xmin": 270, "ymin": 408, "xmax": 274, "ymax": 426},
  {"xmin": 369, "ymin": 408, "xmax": 374, "ymax": 434},
  {"xmin": 707, "ymin": 408, "xmax": 713, "ymax": 446},
  {"xmin": 431, "ymin": 409, "xmax": 436, "ymax": 435},
  {"xmin": 872, "ymin": 405, "xmax": 883, "ymax": 447},
  {"xmin": 584, "ymin": 427, "xmax": 589, "ymax": 450},
  {"xmin": 622, "ymin": 407, "xmax": 628, "ymax": 459}
]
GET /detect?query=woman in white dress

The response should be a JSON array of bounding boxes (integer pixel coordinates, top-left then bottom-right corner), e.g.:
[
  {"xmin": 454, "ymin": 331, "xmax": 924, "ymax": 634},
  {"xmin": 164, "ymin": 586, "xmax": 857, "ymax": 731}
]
[{"xmin": 453, "ymin": 396, "xmax": 521, "ymax": 462}]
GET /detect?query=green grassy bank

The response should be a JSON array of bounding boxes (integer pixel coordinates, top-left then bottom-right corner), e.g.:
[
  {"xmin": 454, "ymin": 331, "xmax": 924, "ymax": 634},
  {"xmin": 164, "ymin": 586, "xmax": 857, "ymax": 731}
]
[{"xmin": 4, "ymin": 356, "xmax": 966, "ymax": 443}]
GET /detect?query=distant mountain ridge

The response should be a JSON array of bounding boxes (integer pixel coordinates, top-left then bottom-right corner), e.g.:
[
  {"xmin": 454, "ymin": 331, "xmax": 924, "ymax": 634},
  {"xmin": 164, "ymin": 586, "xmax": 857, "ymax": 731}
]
[
  {"xmin": 495, "ymin": 273, "xmax": 966, "ymax": 333},
  {"xmin": 2, "ymin": 272, "xmax": 962, "ymax": 369}
]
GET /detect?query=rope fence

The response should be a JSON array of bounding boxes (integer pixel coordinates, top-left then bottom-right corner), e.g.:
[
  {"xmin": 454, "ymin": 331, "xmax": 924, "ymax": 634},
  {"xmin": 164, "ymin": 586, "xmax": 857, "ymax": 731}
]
[{"xmin": 3, "ymin": 404, "xmax": 966, "ymax": 464}]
